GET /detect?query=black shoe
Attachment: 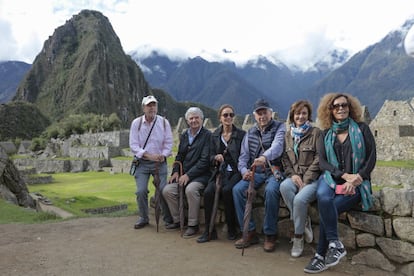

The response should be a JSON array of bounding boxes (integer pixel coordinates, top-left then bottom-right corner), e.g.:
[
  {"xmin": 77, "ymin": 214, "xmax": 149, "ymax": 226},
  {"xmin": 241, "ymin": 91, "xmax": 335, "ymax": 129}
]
[
  {"xmin": 134, "ymin": 219, "xmax": 149, "ymax": 229},
  {"xmin": 164, "ymin": 220, "xmax": 174, "ymax": 227},
  {"xmin": 165, "ymin": 222, "xmax": 180, "ymax": 230},
  {"xmin": 197, "ymin": 231, "xmax": 217, "ymax": 243},
  {"xmin": 227, "ymin": 231, "xmax": 237, "ymax": 241}
]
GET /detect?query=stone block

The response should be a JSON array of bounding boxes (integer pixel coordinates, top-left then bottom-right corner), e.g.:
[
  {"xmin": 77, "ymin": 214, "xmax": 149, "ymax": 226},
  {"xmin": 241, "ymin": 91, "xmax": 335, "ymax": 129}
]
[
  {"xmin": 384, "ymin": 218, "xmax": 393, "ymax": 238},
  {"xmin": 356, "ymin": 233, "xmax": 376, "ymax": 247},
  {"xmin": 352, "ymin": 248, "xmax": 395, "ymax": 272},
  {"xmin": 393, "ymin": 217, "xmax": 414, "ymax": 243},
  {"xmin": 380, "ymin": 187, "xmax": 414, "ymax": 216},
  {"xmin": 339, "ymin": 223, "xmax": 356, "ymax": 250},
  {"xmin": 348, "ymin": 211, "xmax": 384, "ymax": 236},
  {"xmin": 376, "ymin": 237, "xmax": 414, "ymax": 263}
]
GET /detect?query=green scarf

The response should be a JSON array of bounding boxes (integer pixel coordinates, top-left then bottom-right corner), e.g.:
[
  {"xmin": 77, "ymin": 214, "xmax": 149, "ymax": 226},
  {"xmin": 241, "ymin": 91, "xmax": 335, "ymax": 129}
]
[{"xmin": 324, "ymin": 118, "xmax": 373, "ymax": 211}]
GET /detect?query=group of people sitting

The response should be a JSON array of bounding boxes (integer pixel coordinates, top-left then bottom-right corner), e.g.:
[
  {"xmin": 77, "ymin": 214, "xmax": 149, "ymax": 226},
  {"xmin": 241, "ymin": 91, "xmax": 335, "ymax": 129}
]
[{"xmin": 129, "ymin": 93, "xmax": 376, "ymax": 274}]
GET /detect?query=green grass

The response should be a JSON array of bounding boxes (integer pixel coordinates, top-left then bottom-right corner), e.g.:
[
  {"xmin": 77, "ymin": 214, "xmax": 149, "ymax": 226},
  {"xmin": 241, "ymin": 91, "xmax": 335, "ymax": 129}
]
[
  {"xmin": 30, "ymin": 171, "xmax": 153, "ymax": 214},
  {"xmin": 2, "ymin": 154, "xmax": 178, "ymax": 224},
  {"xmin": 0, "ymin": 171, "xmax": 159, "ymax": 224},
  {"xmin": 0, "ymin": 200, "xmax": 61, "ymax": 223},
  {"xmin": 376, "ymin": 160, "xmax": 414, "ymax": 169}
]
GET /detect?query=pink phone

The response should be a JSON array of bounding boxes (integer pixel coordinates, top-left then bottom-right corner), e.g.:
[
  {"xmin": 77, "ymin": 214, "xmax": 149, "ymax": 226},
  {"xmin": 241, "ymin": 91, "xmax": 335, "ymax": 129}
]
[{"xmin": 335, "ymin": 185, "xmax": 355, "ymax": 195}]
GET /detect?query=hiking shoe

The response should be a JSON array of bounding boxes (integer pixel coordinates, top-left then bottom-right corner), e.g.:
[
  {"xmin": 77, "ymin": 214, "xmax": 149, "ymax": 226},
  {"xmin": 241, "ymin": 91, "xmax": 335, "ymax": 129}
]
[
  {"xmin": 165, "ymin": 222, "xmax": 180, "ymax": 230},
  {"xmin": 291, "ymin": 237, "xmax": 304, "ymax": 257},
  {"xmin": 304, "ymin": 255, "xmax": 327, "ymax": 274},
  {"xmin": 304, "ymin": 216, "xmax": 313, "ymax": 243},
  {"xmin": 325, "ymin": 240, "xmax": 347, "ymax": 267},
  {"xmin": 234, "ymin": 231, "xmax": 259, "ymax": 249},
  {"xmin": 134, "ymin": 218, "xmax": 149, "ymax": 229},
  {"xmin": 263, "ymin": 235, "xmax": 277, "ymax": 252},
  {"xmin": 197, "ymin": 230, "xmax": 217, "ymax": 243},
  {"xmin": 183, "ymin": 225, "xmax": 199, "ymax": 239}
]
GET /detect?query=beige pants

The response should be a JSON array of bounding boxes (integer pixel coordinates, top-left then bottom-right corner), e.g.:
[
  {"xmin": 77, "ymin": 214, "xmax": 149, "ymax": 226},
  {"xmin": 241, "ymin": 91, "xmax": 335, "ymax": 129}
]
[{"xmin": 162, "ymin": 181, "xmax": 204, "ymax": 226}]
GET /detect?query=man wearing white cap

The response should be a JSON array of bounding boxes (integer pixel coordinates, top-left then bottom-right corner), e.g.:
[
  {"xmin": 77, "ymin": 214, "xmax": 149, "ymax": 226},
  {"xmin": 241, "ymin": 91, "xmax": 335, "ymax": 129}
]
[{"xmin": 129, "ymin": 95, "xmax": 174, "ymax": 229}]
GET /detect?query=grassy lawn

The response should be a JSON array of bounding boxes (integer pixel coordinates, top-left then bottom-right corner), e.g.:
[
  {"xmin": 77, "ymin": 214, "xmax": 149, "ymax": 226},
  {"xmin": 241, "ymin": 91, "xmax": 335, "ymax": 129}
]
[
  {"xmin": 0, "ymin": 171, "xmax": 160, "ymax": 224},
  {"xmin": 30, "ymin": 171, "xmax": 154, "ymax": 214},
  {"xmin": 2, "ymin": 154, "xmax": 178, "ymax": 224},
  {"xmin": 376, "ymin": 160, "xmax": 414, "ymax": 169},
  {"xmin": 0, "ymin": 200, "xmax": 61, "ymax": 223}
]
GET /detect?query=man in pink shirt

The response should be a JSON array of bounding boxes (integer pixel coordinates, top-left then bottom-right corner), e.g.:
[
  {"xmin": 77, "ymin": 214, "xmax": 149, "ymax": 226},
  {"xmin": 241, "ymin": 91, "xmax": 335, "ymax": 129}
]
[{"xmin": 129, "ymin": 95, "xmax": 174, "ymax": 229}]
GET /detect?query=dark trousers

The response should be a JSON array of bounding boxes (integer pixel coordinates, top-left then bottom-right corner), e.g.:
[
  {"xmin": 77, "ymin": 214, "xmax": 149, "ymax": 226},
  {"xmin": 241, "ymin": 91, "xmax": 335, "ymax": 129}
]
[
  {"xmin": 316, "ymin": 176, "xmax": 361, "ymax": 256},
  {"xmin": 203, "ymin": 170, "xmax": 241, "ymax": 234}
]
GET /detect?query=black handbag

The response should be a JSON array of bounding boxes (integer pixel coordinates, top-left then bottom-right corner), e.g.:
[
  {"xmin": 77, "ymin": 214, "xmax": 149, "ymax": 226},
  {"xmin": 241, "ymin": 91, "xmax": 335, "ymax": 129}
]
[{"xmin": 129, "ymin": 156, "xmax": 140, "ymax": 175}]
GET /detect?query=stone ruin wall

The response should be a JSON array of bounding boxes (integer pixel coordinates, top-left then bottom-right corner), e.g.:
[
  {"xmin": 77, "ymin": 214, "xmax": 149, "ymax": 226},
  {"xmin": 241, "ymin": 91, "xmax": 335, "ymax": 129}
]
[{"xmin": 369, "ymin": 99, "xmax": 414, "ymax": 160}]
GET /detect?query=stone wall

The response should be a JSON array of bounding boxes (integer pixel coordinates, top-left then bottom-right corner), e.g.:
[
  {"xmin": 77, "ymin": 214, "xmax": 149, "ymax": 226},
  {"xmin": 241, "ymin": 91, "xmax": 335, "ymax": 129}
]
[
  {"xmin": 70, "ymin": 130, "xmax": 130, "ymax": 148},
  {"xmin": 370, "ymin": 99, "xmax": 414, "ymax": 160},
  {"xmin": 371, "ymin": 166, "xmax": 414, "ymax": 189},
  {"xmin": 245, "ymin": 186, "xmax": 414, "ymax": 275},
  {"xmin": 13, "ymin": 158, "xmax": 110, "ymax": 173},
  {"xmin": 68, "ymin": 146, "xmax": 121, "ymax": 159},
  {"xmin": 0, "ymin": 141, "xmax": 17, "ymax": 155}
]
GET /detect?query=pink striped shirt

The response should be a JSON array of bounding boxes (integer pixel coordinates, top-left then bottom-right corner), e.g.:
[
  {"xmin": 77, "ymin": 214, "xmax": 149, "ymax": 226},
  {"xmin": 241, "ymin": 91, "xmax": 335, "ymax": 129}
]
[{"xmin": 129, "ymin": 114, "xmax": 173, "ymax": 158}]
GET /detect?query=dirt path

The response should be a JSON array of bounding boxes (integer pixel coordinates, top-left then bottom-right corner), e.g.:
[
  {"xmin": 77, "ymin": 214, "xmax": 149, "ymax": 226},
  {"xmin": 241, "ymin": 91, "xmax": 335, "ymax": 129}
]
[{"xmin": 0, "ymin": 216, "xmax": 389, "ymax": 276}]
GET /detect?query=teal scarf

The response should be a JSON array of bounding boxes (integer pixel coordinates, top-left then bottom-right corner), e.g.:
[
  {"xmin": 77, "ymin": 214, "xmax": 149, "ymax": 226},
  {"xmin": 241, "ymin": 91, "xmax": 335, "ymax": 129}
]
[
  {"xmin": 324, "ymin": 118, "xmax": 373, "ymax": 211},
  {"xmin": 290, "ymin": 121, "xmax": 311, "ymax": 157}
]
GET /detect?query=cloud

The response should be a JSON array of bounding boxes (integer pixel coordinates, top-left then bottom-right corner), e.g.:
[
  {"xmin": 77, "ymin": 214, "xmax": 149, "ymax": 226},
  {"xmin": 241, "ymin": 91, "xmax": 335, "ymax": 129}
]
[
  {"xmin": 0, "ymin": 19, "xmax": 18, "ymax": 61},
  {"xmin": 1, "ymin": 0, "xmax": 414, "ymax": 67}
]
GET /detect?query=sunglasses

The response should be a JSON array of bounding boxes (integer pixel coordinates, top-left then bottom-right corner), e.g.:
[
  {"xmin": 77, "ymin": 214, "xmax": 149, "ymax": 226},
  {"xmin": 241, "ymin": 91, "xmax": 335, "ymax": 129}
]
[
  {"xmin": 222, "ymin": 113, "xmax": 235, "ymax": 118},
  {"xmin": 331, "ymin": 102, "xmax": 350, "ymax": 110}
]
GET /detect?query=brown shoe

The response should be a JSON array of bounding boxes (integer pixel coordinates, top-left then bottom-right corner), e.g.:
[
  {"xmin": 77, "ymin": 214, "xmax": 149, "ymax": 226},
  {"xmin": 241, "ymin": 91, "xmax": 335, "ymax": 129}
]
[
  {"xmin": 263, "ymin": 235, "xmax": 277, "ymax": 252},
  {"xmin": 234, "ymin": 231, "xmax": 259, "ymax": 249}
]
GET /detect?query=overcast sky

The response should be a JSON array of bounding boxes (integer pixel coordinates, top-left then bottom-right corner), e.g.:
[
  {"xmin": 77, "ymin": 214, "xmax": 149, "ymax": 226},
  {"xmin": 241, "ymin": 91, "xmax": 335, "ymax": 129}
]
[{"xmin": 1, "ymin": 0, "xmax": 414, "ymax": 68}]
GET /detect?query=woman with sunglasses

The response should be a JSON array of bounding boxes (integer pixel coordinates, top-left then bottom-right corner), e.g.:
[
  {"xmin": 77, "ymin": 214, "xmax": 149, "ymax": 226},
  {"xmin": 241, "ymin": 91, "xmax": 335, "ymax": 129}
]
[
  {"xmin": 304, "ymin": 93, "xmax": 376, "ymax": 273},
  {"xmin": 197, "ymin": 104, "xmax": 246, "ymax": 243},
  {"xmin": 280, "ymin": 100, "xmax": 321, "ymax": 258}
]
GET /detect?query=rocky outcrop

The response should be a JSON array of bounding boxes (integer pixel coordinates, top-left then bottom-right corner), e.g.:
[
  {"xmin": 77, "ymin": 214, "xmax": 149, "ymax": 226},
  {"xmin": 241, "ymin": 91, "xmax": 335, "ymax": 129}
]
[{"xmin": 0, "ymin": 147, "xmax": 35, "ymax": 208}]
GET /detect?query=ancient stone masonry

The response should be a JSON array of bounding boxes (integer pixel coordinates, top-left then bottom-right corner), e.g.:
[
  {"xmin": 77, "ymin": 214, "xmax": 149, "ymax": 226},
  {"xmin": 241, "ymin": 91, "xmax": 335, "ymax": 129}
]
[
  {"xmin": 370, "ymin": 98, "xmax": 414, "ymax": 160},
  {"xmin": 244, "ymin": 186, "xmax": 414, "ymax": 275}
]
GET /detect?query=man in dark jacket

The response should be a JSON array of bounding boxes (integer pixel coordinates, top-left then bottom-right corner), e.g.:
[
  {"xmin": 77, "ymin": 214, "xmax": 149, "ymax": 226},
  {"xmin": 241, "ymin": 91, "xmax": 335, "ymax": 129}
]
[{"xmin": 162, "ymin": 107, "xmax": 212, "ymax": 238}]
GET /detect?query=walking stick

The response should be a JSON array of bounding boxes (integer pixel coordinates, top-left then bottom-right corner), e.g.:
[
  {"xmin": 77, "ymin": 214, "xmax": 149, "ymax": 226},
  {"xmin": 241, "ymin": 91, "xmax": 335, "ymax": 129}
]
[
  {"xmin": 152, "ymin": 162, "xmax": 161, "ymax": 232},
  {"xmin": 173, "ymin": 161, "xmax": 185, "ymax": 237},
  {"xmin": 242, "ymin": 165, "xmax": 257, "ymax": 256},
  {"xmin": 208, "ymin": 161, "xmax": 225, "ymax": 240}
]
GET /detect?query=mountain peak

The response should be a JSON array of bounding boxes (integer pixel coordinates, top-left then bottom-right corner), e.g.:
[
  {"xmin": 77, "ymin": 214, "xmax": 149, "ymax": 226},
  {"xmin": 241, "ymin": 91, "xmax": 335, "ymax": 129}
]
[{"xmin": 13, "ymin": 9, "xmax": 150, "ymax": 126}]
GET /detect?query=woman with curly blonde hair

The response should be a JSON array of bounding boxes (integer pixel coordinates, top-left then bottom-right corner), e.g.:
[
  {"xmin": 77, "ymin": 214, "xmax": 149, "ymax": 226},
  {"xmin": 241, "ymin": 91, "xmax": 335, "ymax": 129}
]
[
  {"xmin": 304, "ymin": 93, "xmax": 376, "ymax": 274},
  {"xmin": 316, "ymin": 93, "xmax": 364, "ymax": 130}
]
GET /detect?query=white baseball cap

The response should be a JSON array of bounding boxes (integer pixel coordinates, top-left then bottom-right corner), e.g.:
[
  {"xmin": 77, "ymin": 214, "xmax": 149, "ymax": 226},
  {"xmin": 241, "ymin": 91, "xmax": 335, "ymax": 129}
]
[{"xmin": 142, "ymin": 95, "xmax": 158, "ymax": 106}]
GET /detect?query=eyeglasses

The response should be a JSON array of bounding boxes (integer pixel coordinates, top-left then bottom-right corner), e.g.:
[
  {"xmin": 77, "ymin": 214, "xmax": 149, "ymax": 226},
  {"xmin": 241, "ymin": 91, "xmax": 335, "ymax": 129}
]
[
  {"xmin": 222, "ymin": 113, "xmax": 235, "ymax": 118},
  {"xmin": 331, "ymin": 102, "xmax": 350, "ymax": 110}
]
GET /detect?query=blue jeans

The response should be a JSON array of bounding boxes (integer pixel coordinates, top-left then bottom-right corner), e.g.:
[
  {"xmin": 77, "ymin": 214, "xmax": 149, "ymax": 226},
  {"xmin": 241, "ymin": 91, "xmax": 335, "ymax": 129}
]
[
  {"xmin": 134, "ymin": 159, "xmax": 172, "ymax": 224},
  {"xmin": 316, "ymin": 175, "xmax": 361, "ymax": 256},
  {"xmin": 233, "ymin": 172, "xmax": 281, "ymax": 235},
  {"xmin": 280, "ymin": 177, "xmax": 318, "ymax": 235}
]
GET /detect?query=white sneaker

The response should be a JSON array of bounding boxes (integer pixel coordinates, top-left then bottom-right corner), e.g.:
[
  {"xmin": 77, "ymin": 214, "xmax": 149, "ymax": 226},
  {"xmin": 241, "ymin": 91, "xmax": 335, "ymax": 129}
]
[
  {"xmin": 304, "ymin": 216, "xmax": 313, "ymax": 243},
  {"xmin": 291, "ymin": 237, "xmax": 304, "ymax": 257}
]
